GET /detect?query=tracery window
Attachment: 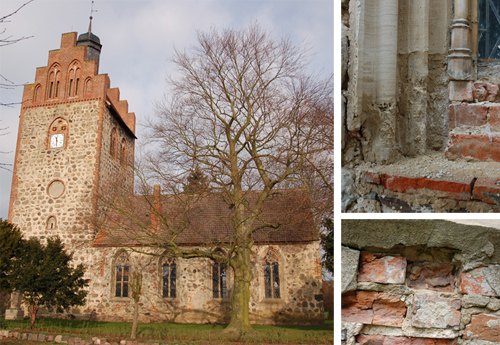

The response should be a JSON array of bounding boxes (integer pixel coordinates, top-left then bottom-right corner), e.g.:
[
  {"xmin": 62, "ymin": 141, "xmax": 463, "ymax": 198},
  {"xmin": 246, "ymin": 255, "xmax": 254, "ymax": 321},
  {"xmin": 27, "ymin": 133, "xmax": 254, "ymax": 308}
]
[
  {"xmin": 162, "ymin": 258, "xmax": 177, "ymax": 298},
  {"xmin": 478, "ymin": 0, "xmax": 500, "ymax": 61},
  {"xmin": 47, "ymin": 64, "xmax": 61, "ymax": 100},
  {"xmin": 115, "ymin": 252, "xmax": 130, "ymax": 298},
  {"xmin": 212, "ymin": 260, "xmax": 227, "ymax": 299},
  {"xmin": 67, "ymin": 61, "xmax": 81, "ymax": 97},
  {"xmin": 264, "ymin": 251, "xmax": 280, "ymax": 299}
]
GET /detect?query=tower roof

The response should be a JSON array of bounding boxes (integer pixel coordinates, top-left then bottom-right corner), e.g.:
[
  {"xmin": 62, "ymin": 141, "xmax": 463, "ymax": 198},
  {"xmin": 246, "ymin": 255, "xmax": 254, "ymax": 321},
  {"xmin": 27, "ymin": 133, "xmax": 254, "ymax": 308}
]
[{"xmin": 76, "ymin": 31, "xmax": 101, "ymax": 46}]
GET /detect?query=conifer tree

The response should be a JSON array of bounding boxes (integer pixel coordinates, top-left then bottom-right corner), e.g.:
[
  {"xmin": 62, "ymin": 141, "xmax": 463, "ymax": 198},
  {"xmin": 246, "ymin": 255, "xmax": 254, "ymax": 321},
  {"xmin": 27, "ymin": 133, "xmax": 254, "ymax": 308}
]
[{"xmin": 12, "ymin": 237, "xmax": 89, "ymax": 329}]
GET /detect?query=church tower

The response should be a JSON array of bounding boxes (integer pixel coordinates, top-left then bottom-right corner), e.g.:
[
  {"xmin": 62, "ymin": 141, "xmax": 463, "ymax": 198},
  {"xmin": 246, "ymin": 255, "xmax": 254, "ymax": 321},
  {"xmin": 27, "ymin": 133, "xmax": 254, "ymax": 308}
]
[{"xmin": 8, "ymin": 28, "xmax": 136, "ymax": 267}]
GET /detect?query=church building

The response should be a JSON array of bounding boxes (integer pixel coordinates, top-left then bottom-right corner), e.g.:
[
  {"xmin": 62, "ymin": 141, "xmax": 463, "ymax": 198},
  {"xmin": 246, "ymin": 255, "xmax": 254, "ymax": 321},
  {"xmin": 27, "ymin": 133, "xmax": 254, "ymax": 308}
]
[{"xmin": 6, "ymin": 27, "xmax": 324, "ymax": 325}]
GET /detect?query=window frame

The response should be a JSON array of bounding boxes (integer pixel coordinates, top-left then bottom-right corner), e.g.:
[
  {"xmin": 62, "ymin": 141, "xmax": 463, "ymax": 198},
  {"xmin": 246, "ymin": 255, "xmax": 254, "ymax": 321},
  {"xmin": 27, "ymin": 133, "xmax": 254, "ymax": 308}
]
[
  {"xmin": 112, "ymin": 251, "xmax": 131, "ymax": 300},
  {"xmin": 161, "ymin": 257, "xmax": 177, "ymax": 299}
]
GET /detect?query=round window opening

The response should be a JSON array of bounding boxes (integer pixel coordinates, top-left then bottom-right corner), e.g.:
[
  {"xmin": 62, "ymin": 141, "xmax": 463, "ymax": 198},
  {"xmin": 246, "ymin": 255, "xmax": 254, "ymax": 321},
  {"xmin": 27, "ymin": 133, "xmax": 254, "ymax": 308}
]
[{"xmin": 47, "ymin": 180, "xmax": 65, "ymax": 198}]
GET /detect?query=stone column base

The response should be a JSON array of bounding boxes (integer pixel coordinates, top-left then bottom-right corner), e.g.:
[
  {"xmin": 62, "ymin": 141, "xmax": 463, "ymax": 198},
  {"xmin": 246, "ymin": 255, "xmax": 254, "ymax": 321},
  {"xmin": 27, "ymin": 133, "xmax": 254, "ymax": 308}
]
[{"xmin": 4, "ymin": 308, "xmax": 24, "ymax": 320}]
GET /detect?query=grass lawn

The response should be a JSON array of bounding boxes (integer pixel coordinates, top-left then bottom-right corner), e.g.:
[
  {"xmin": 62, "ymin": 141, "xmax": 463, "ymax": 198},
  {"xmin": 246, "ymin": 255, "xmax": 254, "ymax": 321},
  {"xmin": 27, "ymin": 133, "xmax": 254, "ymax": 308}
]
[{"xmin": 0, "ymin": 318, "xmax": 333, "ymax": 344}]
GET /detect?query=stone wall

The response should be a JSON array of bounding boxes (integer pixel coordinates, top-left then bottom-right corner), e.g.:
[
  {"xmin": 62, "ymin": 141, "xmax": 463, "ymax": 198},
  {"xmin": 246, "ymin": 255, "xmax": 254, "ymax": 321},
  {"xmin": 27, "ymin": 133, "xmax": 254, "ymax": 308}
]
[
  {"xmin": 53, "ymin": 242, "xmax": 324, "ymax": 325},
  {"xmin": 341, "ymin": 220, "xmax": 500, "ymax": 344}
]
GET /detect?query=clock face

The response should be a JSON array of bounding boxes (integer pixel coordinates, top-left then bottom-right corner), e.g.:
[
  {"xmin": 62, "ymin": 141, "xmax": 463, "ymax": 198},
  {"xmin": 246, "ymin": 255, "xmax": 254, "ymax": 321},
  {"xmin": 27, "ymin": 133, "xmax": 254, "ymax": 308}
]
[{"xmin": 50, "ymin": 133, "xmax": 64, "ymax": 148}]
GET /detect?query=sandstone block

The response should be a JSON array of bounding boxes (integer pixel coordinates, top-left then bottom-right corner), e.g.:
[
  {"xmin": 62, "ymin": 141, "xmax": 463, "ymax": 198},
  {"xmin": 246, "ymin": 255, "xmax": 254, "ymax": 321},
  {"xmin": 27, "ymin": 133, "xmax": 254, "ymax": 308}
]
[
  {"xmin": 356, "ymin": 334, "xmax": 458, "ymax": 345},
  {"xmin": 464, "ymin": 314, "xmax": 500, "ymax": 342},
  {"xmin": 380, "ymin": 174, "xmax": 474, "ymax": 201},
  {"xmin": 461, "ymin": 268, "xmax": 500, "ymax": 296},
  {"xmin": 357, "ymin": 252, "xmax": 406, "ymax": 284},
  {"xmin": 411, "ymin": 294, "xmax": 461, "ymax": 330},
  {"xmin": 408, "ymin": 262, "xmax": 455, "ymax": 292},
  {"xmin": 462, "ymin": 294, "xmax": 491, "ymax": 308},
  {"xmin": 55, "ymin": 335, "xmax": 63, "ymax": 343},
  {"xmin": 341, "ymin": 246, "xmax": 360, "ymax": 293},
  {"xmin": 487, "ymin": 297, "xmax": 500, "ymax": 311},
  {"xmin": 449, "ymin": 104, "xmax": 488, "ymax": 129},
  {"xmin": 449, "ymin": 80, "xmax": 473, "ymax": 102}
]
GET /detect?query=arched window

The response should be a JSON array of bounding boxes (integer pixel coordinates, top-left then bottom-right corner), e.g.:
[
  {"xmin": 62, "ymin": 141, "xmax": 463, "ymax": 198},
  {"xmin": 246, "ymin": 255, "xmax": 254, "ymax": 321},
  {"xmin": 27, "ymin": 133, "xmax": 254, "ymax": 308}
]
[
  {"xmin": 34, "ymin": 84, "xmax": 42, "ymax": 102},
  {"xmin": 162, "ymin": 258, "xmax": 177, "ymax": 298},
  {"xmin": 264, "ymin": 251, "xmax": 280, "ymax": 299},
  {"xmin": 46, "ymin": 216, "xmax": 57, "ymax": 230},
  {"xmin": 212, "ymin": 255, "xmax": 227, "ymax": 299},
  {"xmin": 115, "ymin": 251, "xmax": 130, "ymax": 298},
  {"xmin": 84, "ymin": 77, "xmax": 93, "ymax": 96},
  {"xmin": 120, "ymin": 138, "xmax": 127, "ymax": 166},
  {"xmin": 48, "ymin": 117, "xmax": 69, "ymax": 149},
  {"xmin": 47, "ymin": 64, "xmax": 61, "ymax": 100},
  {"xmin": 67, "ymin": 60, "xmax": 81, "ymax": 97},
  {"xmin": 110, "ymin": 128, "xmax": 118, "ymax": 158}
]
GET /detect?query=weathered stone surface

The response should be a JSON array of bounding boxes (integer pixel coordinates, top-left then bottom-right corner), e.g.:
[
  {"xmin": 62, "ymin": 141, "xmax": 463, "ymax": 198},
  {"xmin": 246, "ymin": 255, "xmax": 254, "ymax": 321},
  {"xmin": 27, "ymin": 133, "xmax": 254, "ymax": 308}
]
[
  {"xmin": 487, "ymin": 297, "xmax": 500, "ymax": 311},
  {"xmin": 411, "ymin": 295, "xmax": 461, "ymax": 330},
  {"xmin": 357, "ymin": 252, "xmax": 406, "ymax": 284},
  {"xmin": 342, "ymin": 168, "xmax": 359, "ymax": 212},
  {"xmin": 460, "ymin": 268, "xmax": 499, "ymax": 297},
  {"xmin": 490, "ymin": 105, "xmax": 500, "ymax": 131},
  {"xmin": 342, "ymin": 246, "xmax": 360, "ymax": 293},
  {"xmin": 464, "ymin": 314, "xmax": 500, "ymax": 342},
  {"xmin": 408, "ymin": 262, "xmax": 455, "ymax": 292},
  {"xmin": 484, "ymin": 265, "xmax": 500, "ymax": 295},
  {"xmin": 356, "ymin": 334, "xmax": 458, "ymax": 345},
  {"xmin": 342, "ymin": 291, "xmax": 406, "ymax": 327},
  {"xmin": 462, "ymin": 294, "xmax": 491, "ymax": 308}
]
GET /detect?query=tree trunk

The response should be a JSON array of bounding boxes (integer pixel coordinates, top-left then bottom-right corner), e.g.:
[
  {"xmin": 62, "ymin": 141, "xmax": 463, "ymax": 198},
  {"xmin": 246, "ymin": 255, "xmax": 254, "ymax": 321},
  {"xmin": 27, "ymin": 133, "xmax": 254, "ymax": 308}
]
[
  {"xmin": 30, "ymin": 303, "xmax": 39, "ymax": 330},
  {"xmin": 131, "ymin": 301, "xmax": 139, "ymax": 339},
  {"xmin": 223, "ymin": 243, "xmax": 255, "ymax": 338}
]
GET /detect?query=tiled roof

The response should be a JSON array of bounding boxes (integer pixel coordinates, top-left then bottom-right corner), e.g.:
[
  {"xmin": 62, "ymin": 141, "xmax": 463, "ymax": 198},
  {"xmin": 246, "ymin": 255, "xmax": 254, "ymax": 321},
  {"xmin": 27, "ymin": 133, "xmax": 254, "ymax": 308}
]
[{"xmin": 93, "ymin": 189, "xmax": 318, "ymax": 247}]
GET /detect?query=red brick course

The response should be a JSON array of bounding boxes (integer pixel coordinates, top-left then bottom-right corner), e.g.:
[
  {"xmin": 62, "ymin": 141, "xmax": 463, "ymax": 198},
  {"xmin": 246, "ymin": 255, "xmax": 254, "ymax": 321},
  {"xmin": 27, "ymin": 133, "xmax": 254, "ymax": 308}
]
[
  {"xmin": 408, "ymin": 262, "xmax": 455, "ymax": 292},
  {"xmin": 445, "ymin": 134, "xmax": 500, "ymax": 162},
  {"xmin": 342, "ymin": 291, "xmax": 406, "ymax": 327},
  {"xmin": 449, "ymin": 104, "xmax": 488, "ymax": 129},
  {"xmin": 358, "ymin": 252, "xmax": 407, "ymax": 284},
  {"xmin": 463, "ymin": 314, "xmax": 500, "ymax": 342},
  {"xmin": 472, "ymin": 177, "xmax": 500, "ymax": 204},
  {"xmin": 460, "ymin": 268, "xmax": 499, "ymax": 296}
]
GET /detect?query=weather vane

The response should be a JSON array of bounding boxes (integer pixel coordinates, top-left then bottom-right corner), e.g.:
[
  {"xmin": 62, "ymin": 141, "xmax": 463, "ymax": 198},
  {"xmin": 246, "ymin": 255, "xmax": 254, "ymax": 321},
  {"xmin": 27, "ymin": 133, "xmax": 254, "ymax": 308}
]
[{"xmin": 88, "ymin": 1, "xmax": 98, "ymax": 32}]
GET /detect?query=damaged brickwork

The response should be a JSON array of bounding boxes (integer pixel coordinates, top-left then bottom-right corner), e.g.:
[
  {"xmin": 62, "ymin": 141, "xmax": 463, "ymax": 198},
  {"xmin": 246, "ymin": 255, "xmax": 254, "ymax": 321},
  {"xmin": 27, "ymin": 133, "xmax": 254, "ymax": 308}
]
[{"xmin": 341, "ymin": 219, "xmax": 500, "ymax": 345}]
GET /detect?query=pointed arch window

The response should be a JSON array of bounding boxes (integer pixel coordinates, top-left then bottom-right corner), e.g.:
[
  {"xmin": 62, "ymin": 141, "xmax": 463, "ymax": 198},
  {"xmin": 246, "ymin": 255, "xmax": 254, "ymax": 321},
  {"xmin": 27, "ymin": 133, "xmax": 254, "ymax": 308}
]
[
  {"xmin": 212, "ymin": 255, "xmax": 227, "ymax": 299},
  {"xmin": 34, "ymin": 84, "xmax": 42, "ymax": 102},
  {"xmin": 120, "ymin": 138, "xmax": 127, "ymax": 166},
  {"xmin": 48, "ymin": 118, "xmax": 69, "ymax": 149},
  {"xmin": 67, "ymin": 61, "xmax": 81, "ymax": 97},
  {"xmin": 110, "ymin": 128, "xmax": 118, "ymax": 158},
  {"xmin": 46, "ymin": 216, "xmax": 57, "ymax": 230},
  {"xmin": 47, "ymin": 64, "xmax": 61, "ymax": 100},
  {"xmin": 162, "ymin": 258, "xmax": 177, "ymax": 298},
  {"xmin": 84, "ymin": 77, "xmax": 93, "ymax": 96},
  {"xmin": 264, "ymin": 251, "xmax": 280, "ymax": 299},
  {"xmin": 115, "ymin": 252, "xmax": 130, "ymax": 298}
]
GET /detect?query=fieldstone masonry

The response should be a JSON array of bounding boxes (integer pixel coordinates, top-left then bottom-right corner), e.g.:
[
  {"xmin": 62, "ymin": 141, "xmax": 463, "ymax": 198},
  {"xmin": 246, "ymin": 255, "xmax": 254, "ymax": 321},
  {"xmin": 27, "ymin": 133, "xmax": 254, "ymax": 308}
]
[
  {"xmin": 342, "ymin": 220, "xmax": 500, "ymax": 345},
  {"xmin": 7, "ymin": 30, "xmax": 324, "ymax": 326}
]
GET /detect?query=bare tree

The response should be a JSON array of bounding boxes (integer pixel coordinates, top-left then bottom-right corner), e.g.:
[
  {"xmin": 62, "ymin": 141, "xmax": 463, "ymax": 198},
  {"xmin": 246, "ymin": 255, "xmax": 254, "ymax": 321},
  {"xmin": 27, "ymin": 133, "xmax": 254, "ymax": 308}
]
[
  {"xmin": 97, "ymin": 23, "xmax": 332, "ymax": 338},
  {"xmin": 1, "ymin": 0, "xmax": 35, "ymax": 107}
]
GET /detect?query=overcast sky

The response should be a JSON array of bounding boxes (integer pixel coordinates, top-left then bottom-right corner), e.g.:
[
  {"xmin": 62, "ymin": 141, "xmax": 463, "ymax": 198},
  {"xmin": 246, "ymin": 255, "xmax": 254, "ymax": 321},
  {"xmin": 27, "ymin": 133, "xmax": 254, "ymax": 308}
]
[{"xmin": 0, "ymin": 0, "xmax": 333, "ymax": 219}]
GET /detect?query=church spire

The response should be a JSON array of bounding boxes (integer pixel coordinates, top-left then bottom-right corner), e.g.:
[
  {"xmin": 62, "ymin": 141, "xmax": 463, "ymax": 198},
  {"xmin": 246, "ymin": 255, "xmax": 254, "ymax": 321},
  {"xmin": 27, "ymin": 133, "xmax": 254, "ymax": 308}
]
[{"xmin": 76, "ymin": 1, "xmax": 101, "ymax": 71}]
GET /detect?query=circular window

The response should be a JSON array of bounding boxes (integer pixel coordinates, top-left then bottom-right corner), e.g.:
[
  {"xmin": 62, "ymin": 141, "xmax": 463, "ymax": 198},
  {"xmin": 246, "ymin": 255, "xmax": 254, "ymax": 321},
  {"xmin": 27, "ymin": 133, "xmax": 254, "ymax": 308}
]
[{"xmin": 47, "ymin": 180, "xmax": 65, "ymax": 198}]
